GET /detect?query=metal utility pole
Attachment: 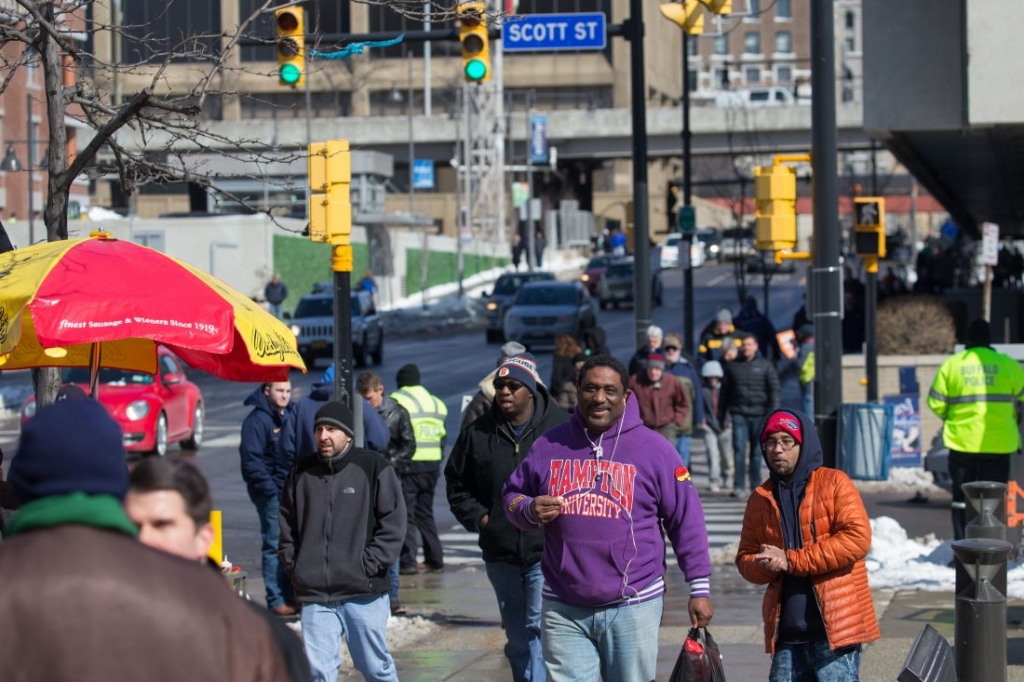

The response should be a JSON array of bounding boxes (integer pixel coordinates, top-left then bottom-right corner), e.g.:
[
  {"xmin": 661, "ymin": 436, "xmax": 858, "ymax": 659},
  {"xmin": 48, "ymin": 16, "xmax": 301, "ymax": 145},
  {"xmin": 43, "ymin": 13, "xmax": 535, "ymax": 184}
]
[
  {"xmin": 526, "ymin": 94, "xmax": 537, "ymax": 271},
  {"xmin": 407, "ymin": 51, "xmax": 415, "ymax": 213},
  {"xmin": 626, "ymin": 0, "xmax": 653, "ymax": 349},
  {"xmin": 681, "ymin": 32, "xmax": 695, "ymax": 356},
  {"xmin": 811, "ymin": 0, "xmax": 842, "ymax": 466}
]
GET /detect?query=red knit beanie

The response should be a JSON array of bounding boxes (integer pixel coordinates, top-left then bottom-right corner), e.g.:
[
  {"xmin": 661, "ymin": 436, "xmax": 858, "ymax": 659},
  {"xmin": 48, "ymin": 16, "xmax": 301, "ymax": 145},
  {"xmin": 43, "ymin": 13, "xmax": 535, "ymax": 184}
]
[{"xmin": 760, "ymin": 411, "xmax": 803, "ymax": 445}]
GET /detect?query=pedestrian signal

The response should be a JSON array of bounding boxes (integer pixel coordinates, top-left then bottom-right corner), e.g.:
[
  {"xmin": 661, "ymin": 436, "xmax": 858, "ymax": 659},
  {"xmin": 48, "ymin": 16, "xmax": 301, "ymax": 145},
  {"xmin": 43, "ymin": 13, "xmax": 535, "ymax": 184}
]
[{"xmin": 854, "ymin": 197, "xmax": 885, "ymax": 257}]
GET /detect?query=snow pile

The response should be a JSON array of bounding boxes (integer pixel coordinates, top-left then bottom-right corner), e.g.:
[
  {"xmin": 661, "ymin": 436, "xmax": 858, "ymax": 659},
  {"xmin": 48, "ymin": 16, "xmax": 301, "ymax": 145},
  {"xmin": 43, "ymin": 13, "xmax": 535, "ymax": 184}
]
[
  {"xmin": 867, "ymin": 515, "xmax": 1024, "ymax": 598},
  {"xmin": 85, "ymin": 206, "xmax": 127, "ymax": 221},
  {"xmin": 853, "ymin": 466, "xmax": 944, "ymax": 494},
  {"xmin": 285, "ymin": 614, "xmax": 441, "ymax": 664}
]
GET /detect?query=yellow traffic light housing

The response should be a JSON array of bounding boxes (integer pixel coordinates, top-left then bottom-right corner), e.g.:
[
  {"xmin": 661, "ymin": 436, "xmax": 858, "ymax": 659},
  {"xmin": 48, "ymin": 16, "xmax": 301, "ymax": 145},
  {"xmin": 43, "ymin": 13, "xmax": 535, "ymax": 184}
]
[
  {"xmin": 275, "ymin": 8, "xmax": 305, "ymax": 88},
  {"xmin": 660, "ymin": 1, "xmax": 705, "ymax": 35},
  {"xmin": 308, "ymin": 140, "xmax": 352, "ymax": 246},
  {"xmin": 458, "ymin": 2, "xmax": 491, "ymax": 83},
  {"xmin": 854, "ymin": 197, "xmax": 886, "ymax": 259},
  {"xmin": 699, "ymin": 0, "xmax": 732, "ymax": 14},
  {"xmin": 754, "ymin": 163, "xmax": 797, "ymax": 251}
]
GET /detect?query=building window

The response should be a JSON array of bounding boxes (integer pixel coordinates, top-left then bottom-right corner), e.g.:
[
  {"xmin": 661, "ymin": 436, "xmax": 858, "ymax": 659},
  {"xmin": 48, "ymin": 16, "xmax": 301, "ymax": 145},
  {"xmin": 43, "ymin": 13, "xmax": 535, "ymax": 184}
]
[
  {"xmin": 776, "ymin": 0, "xmax": 792, "ymax": 19},
  {"xmin": 745, "ymin": 66, "xmax": 761, "ymax": 84},
  {"xmin": 845, "ymin": 11, "xmax": 856, "ymax": 30},
  {"xmin": 242, "ymin": 0, "xmax": 352, "ymax": 61},
  {"xmin": 121, "ymin": 0, "xmax": 220, "ymax": 64},
  {"xmin": 744, "ymin": 32, "xmax": 761, "ymax": 54},
  {"xmin": 687, "ymin": 70, "xmax": 698, "ymax": 92},
  {"xmin": 687, "ymin": 36, "xmax": 698, "ymax": 56},
  {"xmin": 714, "ymin": 67, "xmax": 729, "ymax": 86},
  {"xmin": 776, "ymin": 65, "xmax": 793, "ymax": 83},
  {"xmin": 846, "ymin": 37, "xmax": 857, "ymax": 53},
  {"xmin": 714, "ymin": 34, "xmax": 729, "ymax": 55},
  {"xmin": 747, "ymin": 0, "xmax": 760, "ymax": 17},
  {"xmin": 775, "ymin": 31, "xmax": 792, "ymax": 54}
]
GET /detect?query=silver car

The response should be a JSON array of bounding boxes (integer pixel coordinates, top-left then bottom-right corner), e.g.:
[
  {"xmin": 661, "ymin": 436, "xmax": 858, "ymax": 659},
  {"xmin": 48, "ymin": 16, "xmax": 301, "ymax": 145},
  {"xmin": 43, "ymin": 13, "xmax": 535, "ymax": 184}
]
[{"xmin": 503, "ymin": 281, "xmax": 598, "ymax": 349}]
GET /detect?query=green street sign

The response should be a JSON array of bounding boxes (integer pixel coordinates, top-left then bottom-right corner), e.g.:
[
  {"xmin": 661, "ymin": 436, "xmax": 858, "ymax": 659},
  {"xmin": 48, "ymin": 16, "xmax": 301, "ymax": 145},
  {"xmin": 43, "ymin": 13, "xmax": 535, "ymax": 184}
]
[{"xmin": 677, "ymin": 205, "xmax": 696, "ymax": 234}]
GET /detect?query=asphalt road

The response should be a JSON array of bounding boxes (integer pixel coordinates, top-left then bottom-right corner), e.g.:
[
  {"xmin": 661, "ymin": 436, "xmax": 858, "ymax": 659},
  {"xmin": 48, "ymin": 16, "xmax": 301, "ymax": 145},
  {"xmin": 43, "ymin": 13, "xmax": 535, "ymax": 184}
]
[{"xmin": 0, "ymin": 261, "xmax": 949, "ymax": 593}]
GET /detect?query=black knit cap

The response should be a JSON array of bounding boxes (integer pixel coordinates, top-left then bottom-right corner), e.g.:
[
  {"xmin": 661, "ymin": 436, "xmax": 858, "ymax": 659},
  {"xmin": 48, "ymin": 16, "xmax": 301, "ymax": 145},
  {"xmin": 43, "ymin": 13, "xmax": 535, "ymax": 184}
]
[
  {"xmin": 396, "ymin": 363, "xmax": 421, "ymax": 387},
  {"xmin": 10, "ymin": 399, "xmax": 129, "ymax": 504},
  {"xmin": 965, "ymin": 318, "xmax": 991, "ymax": 348},
  {"xmin": 314, "ymin": 401, "xmax": 355, "ymax": 437}
]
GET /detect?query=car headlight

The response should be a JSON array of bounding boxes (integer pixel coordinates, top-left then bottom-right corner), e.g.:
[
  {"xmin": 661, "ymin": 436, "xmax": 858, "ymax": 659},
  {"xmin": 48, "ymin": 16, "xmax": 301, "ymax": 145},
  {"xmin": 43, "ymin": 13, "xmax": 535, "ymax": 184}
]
[
  {"xmin": 710, "ymin": 245, "xmax": 720, "ymax": 254},
  {"xmin": 486, "ymin": 301, "xmax": 498, "ymax": 311},
  {"xmin": 289, "ymin": 323, "xmax": 301, "ymax": 336},
  {"xmin": 22, "ymin": 399, "xmax": 36, "ymax": 420},
  {"xmin": 581, "ymin": 274, "xmax": 590, "ymax": 282},
  {"xmin": 125, "ymin": 400, "xmax": 150, "ymax": 421}
]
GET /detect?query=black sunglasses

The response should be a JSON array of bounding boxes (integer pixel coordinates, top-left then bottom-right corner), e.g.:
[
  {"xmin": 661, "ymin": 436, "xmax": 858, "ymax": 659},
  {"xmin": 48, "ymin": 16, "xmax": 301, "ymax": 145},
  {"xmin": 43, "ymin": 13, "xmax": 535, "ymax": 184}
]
[
  {"xmin": 493, "ymin": 381, "xmax": 525, "ymax": 393},
  {"xmin": 663, "ymin": 345, "xmax": 679, "ymax": 352}
]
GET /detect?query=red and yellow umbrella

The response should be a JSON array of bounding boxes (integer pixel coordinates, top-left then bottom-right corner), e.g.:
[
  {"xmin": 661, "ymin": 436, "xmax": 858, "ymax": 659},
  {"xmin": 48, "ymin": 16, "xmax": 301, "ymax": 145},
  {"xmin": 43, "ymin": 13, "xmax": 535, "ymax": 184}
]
[{"xmin": 0, "ymin": 233, "xmax": 306, "ymax": 381}]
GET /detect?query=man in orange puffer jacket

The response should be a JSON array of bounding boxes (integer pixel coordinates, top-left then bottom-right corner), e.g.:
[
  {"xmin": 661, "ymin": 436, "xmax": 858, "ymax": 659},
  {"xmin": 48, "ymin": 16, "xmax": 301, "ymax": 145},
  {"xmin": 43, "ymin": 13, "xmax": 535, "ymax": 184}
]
[{"xmin": 736, "ymin": 409, "xmax": 879, "ymax": 681}]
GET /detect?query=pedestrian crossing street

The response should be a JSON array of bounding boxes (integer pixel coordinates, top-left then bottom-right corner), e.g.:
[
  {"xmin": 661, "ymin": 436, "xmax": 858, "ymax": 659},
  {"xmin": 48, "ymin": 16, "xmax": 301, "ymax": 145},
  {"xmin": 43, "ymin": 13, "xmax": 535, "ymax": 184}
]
[{"xmin": 438, "ymin": 493, "xmax": 747, "ymax": 568}]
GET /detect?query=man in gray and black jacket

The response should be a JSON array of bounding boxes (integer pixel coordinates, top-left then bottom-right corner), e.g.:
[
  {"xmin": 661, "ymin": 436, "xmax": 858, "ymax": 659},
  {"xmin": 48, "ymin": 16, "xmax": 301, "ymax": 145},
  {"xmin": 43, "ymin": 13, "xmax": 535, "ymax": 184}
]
[
  {"xmin": 445, "ymin": 353, "xmax": 569, "ymax": 682},
  {"xmin": 279, "ymin": 401, "xmax": 406, "ymax": 682}
]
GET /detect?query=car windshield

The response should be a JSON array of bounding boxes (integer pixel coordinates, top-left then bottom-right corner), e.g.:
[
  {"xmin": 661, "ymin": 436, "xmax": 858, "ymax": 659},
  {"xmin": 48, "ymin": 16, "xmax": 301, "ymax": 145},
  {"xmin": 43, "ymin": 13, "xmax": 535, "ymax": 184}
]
[
  {"xmin": 62, "ymin": 368, "xmax": 155, "ymax": 386},
  {"xmin": 517, "ymin": 286, "xmax": 576, "ymax": 306},
  {"xmin": 696, "ymin": 230, "xmax": 721, "ymax": 245},
  {"xmin": 606, "ymin": 263, "xmax": 634, "ymax": 277},
  {"xmin": 294, "ymin": 296, "xmax": 365, "ymax": 319},
  {"xmin": 665, "ymin": 236, "xmax": 682, "ymax": 246},
  {"xmin": 493, "ymin": 274, "xmax": 551, "ymax": 296},
  {"xmin": 586, "ymin": 256, "xmax": 615, "ymax": 270},
  {"xmin": 723, "ymin": 227, "xmax": 754, "ymax": 240}
]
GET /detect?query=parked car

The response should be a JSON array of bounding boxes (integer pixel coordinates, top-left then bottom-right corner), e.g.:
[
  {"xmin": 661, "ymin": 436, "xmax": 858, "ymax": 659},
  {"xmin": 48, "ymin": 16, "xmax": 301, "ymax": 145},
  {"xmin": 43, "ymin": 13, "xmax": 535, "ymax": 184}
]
[
  {"xmin": 747, "ymin": 249, "xmax": 798, "ymax": 274},
  {"xmin": 503, "ymin": 281, "xmax": 598, "ymax": 349},
  {"xmin": 597, "ymin": 258, "xmax": 665, "ymax": 310},
  {"xmin": 719, "ymin": 226, "xmax": 756, "ymax": 261},
  {"xmin": 659, "ymin": 233, "xmax": 706, "ymax": 269},
  {"xmin": 20, "ymin": 347, "xmax": 204, "ymax": 457},
  {"xmin": 715, "ymin": 86, "xmax": 803, "ymax": 108},
  {"xmin": 289, "ymin": 287, "xmax": 383, "ymax": 368},
  {"xmin": 696, "ymin": 227, "xmax": 723, "ymax": 261},
  {"xmin": 481, "ymin": 271, "xmax": 556, "ymax": 343},
  {"xmin": 580, "ymin": 254, "xmax": 618, "ymax": 295},
  {"xmin": 924, "ymin": 430, "xmax": 951, "ymax": 491}
]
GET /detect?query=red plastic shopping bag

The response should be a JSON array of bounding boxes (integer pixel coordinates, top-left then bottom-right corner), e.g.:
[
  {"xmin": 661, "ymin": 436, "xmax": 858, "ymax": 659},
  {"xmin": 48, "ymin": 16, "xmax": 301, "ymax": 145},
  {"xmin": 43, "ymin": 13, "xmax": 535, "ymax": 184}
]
[{"xmin": 668, "ymin": 627, "xmax": 726, "ymax": 682}]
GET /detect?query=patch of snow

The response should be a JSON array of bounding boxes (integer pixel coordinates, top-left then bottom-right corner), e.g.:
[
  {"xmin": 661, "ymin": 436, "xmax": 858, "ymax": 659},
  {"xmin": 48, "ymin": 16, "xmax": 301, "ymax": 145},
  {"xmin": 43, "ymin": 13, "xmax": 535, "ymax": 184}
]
[
  {"xmin": 852, "ymin": 466, "xmax": 945, "ymax": 495},
  {"xmin": 287, "ymin": 614, "xmax": 442, "ymax": 664},
  {"xmin": 85, "ymin": 206, "xmax": 127, "ymax": 221}
]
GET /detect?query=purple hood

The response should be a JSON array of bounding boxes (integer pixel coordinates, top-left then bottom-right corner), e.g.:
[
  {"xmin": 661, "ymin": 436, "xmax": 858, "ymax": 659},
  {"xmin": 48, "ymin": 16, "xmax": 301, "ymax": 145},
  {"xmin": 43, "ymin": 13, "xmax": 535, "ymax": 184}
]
[{"xmin": 503, "ymin": 395, "xmax": 711, "ymax": 607}]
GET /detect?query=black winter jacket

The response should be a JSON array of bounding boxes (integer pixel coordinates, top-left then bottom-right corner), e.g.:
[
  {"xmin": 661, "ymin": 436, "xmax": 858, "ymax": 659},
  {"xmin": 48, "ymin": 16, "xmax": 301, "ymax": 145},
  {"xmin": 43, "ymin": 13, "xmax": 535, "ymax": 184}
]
[
  {"xmin": 279, "ymin": 447, "xmax": 406, "ymax": 602},
  {"xmin": 445, "ymin": 385, "xmax": 569, "ymax": 566},
  {"xmin": 721, "ymin": 355, "xmax": 780, "ymax": 417},
  {"xmin": 377, "ymin": 396, "xmax": 416, "ymax": 474},
  {"xmin": 239, "ymin": 387, "xmax": 293, "ymax": 499}
]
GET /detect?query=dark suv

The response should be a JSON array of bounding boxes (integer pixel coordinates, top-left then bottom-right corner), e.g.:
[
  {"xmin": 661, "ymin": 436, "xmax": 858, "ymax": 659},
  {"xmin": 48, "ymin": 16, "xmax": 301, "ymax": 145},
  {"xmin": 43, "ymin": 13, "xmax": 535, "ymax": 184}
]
[
  {"xmin": 596, "ymin": 258, "xmax": 664, "ymax": 310},
  {"xmin": 482, "ymin": 271, "xmax": 556, "ymax": 342},
  {"xmin": 289, "ymin": 288, "xmax": 384, "ymax": 368}
]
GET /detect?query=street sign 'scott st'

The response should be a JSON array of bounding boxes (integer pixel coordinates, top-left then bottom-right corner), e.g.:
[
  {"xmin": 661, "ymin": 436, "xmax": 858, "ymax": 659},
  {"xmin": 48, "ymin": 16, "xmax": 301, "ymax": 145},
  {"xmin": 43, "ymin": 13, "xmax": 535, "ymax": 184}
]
[{"xmin": 502, "ymin": 13, "xmax": 607, "ymax": 51}]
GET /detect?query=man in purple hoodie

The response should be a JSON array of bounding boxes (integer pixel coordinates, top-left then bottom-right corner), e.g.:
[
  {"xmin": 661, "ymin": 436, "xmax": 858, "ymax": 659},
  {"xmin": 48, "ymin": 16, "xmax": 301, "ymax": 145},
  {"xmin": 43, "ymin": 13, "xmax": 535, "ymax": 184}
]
[{"xmin": 503, "ymin": 355, "xmax": 714, "ymax": 682}]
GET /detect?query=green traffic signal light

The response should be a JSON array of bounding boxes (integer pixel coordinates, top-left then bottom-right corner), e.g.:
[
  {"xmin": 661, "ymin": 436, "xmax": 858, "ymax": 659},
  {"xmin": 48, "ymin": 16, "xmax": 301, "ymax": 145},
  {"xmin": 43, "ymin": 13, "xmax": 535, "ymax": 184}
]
[
  {"xmin": 465, "ymin": 59, "xmax": 487, "ymax": 82},
  {"xmin": 280, "ymin": 63, "xmax": 302, "ymax": 85}
]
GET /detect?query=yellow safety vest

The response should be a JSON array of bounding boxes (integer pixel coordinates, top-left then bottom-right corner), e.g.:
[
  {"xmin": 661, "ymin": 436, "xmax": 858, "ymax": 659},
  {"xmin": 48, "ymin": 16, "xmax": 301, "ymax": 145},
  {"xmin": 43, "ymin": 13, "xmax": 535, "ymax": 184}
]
[
  {"xmin": 391, "ymin": 386, "xmax": 448, "ymax": 462},
  {"xmin": 927, "ymin": 347, "xmax": 1024, "ymax": 454}
]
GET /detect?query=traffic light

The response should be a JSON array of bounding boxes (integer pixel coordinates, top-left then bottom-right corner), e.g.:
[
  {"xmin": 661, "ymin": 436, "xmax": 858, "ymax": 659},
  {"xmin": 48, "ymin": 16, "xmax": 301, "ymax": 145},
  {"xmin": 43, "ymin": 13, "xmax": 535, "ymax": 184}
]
[
  {"xmin": 308, "ymin": 140, "xmax": 352, "ymax": 245},
  {"xmin": 457, "ymin": 2, "xmax": 491, "ymax": 83},
  {"xmin": 854, "ymin": 197, "xmax": 886, "ymax": 258},
  {"xmin": 275, "ymin": 8, "xmax": 305, "ymax": 88},
  {"xmin": 754, "ymin": 163, "xmax": 797, "ymax": 251},
  {"xmin": 659, "ymin": 1, "xmax": 705, "ymax": 35},
  {"xmin": 699, "ymin": 0, "xmax": 732, "ymax": 14}
]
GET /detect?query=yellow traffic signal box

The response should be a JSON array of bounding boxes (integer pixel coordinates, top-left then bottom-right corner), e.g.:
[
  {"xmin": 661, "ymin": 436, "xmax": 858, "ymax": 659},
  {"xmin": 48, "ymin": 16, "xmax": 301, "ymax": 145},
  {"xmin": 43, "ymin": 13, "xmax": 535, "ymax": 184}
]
[
  {"xmin": 660, "ymin": 1, "xmax": 705, "ymax": 35},
  {"xmin": 754, "ymin": 164, "xmax": 797, "ymax": 251},
  {"xmin": 275, "ymin": 8, "xmax": 305, "ymax": 88},
  {"xmin": 308, "ymin": 140, "xmax": 352, "ymax": 245},
  {"xmin": 854, "ymin": 197, "xmax": 886, "ymax": 258},
  {"xmin": 699, "ymin": 0, "xmax": 732, "ymax": 14},
  {"xmin": 458, "ymin": 2, "xmax": 491, "ymax": 83}
]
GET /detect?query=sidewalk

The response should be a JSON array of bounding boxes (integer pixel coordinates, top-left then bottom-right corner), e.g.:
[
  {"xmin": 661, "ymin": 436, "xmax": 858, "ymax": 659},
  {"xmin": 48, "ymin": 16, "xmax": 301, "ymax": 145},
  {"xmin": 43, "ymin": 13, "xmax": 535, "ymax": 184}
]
[{"xmin": 330, "ymin": 567, "xmax": 1024, "ymax": 681}]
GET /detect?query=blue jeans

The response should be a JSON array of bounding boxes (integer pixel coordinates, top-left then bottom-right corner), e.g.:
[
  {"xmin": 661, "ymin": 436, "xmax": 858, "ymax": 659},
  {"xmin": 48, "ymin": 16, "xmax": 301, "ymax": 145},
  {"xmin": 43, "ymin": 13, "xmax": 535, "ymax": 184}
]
[
  {"xmin": 770, "ymin": 641, "xmax": 862, "ymax": 682},
  {"xmin": 269, "ymin": 302, "xmax": 282, "ymax": 319},
  {"xmin": 675, "ymin": 434, "xmax": 692, "ymax": 467},
  {"xmin": 301, "ymin": 595, "xmax": 398, "ymax": 682},
  {"xmin": 801, "ymin": 384, "xmax": 814, "ymax": 418},
  {"xmin": 486, "ymin": 561, "xmax": 546, "ymax": 682},
  {"xmin": 542, "ymin": 596, "xmax": 662, "ymax": 682},
  {"xmin": 247, "ymin": 487, "xmax": 288, "ymax": 608},
  {"xmin": 731, "ymin": 413, "xmax": 765, "ymax": 492}
]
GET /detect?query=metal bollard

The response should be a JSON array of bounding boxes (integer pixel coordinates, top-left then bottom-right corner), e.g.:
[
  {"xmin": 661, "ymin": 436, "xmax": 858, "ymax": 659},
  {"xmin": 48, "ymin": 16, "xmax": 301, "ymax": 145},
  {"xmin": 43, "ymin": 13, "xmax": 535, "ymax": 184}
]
[
  {"xmin": 963, "ymin": 481, "xmax": 1007, "ymax": 543},
  {"xmin": 952, "ymin": 538, "xmax": 1013, "ymax": 682}
]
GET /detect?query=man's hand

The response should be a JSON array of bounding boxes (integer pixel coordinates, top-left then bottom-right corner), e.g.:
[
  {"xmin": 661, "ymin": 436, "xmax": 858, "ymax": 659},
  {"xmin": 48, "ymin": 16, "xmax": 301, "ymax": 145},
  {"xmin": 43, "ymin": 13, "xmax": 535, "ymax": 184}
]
[
  {"xmin": 530, "ymin": 495, "xmax": 565, "ymax": 525},
  {"xmin": 754, "ymin": 544, "xmax": 788, "ymax": 574},
  {"xmin": 688, "ymin": 597, "xmax": 713, "ymax": 628},
  {"xmin": 479, "ymin": 514, "xmax": 489, "ymax": 529}
]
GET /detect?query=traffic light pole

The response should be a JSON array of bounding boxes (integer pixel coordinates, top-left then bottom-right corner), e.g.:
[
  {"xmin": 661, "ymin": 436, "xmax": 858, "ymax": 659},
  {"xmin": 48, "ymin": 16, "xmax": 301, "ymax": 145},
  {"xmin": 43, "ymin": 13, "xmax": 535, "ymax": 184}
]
[
  {"xmin": 810, "ymin": 0, "xmax": 842, "ymax": 466},
  {"xmin": 866, "ymin": 259, "xmax": 878, "ymax": 401},
  {"xmin": 681, "ymin": 32, "xmax": 695, "ymax": 356},
  {"xmin": 626, "ymin": 0, "xmax": 653, "ymax": 350}
]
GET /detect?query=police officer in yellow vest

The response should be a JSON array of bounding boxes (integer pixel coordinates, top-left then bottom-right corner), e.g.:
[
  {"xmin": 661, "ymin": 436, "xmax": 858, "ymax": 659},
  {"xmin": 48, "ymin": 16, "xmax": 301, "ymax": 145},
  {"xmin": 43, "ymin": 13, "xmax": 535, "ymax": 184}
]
[
  {"xmin": 927, "ymin": 318, "xmax": 1024, "ymax": 540},
  {"xmin": 392, "ymin": 364, "xmax": 449, "ymax": 574}
]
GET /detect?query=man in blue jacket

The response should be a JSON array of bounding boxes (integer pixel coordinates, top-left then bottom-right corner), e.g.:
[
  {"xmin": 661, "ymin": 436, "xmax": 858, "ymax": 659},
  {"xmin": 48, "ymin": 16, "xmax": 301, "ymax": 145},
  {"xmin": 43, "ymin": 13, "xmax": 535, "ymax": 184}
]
[{"xmin": 239, "ymin": 380, "xmax": 295, "ymax": 616}]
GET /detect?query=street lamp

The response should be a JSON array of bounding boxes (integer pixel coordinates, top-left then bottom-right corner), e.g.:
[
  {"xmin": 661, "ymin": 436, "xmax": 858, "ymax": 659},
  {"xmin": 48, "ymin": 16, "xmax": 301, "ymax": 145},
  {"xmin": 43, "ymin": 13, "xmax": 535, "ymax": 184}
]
[{"xmin": 0, "ymin": 95, "xmax": 36, "ymax": 244}]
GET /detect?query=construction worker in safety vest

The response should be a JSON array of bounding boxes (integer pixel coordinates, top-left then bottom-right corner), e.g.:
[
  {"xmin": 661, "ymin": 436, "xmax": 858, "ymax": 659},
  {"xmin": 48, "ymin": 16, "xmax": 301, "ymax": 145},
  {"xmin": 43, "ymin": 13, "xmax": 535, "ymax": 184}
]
[
  {"xmin": 927, "ymin": 318, "xmax": 1024, "ymax": 540},
  {"xmin": 391, "ymin": 363, "xmax": 448, "ymax": 574}
]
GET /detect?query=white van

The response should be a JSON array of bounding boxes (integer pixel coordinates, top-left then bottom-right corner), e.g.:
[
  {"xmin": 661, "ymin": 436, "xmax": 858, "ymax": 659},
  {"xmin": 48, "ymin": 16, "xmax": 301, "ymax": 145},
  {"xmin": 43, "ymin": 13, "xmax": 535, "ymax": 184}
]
[{"xmin": 715, "ymin": 87, "xmax": 797, "ymax": 108}]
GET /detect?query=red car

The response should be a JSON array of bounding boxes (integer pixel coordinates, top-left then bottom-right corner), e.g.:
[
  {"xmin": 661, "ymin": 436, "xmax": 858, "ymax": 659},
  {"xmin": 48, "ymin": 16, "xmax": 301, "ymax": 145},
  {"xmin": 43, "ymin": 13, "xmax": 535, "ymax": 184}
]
[
  {"xmin": 21, "ymin": 347, "xmax": 204, "ymax": 457},
  {"xmin": 580, "ymin": 255, "xmax": 618, "ymax": 295}
]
